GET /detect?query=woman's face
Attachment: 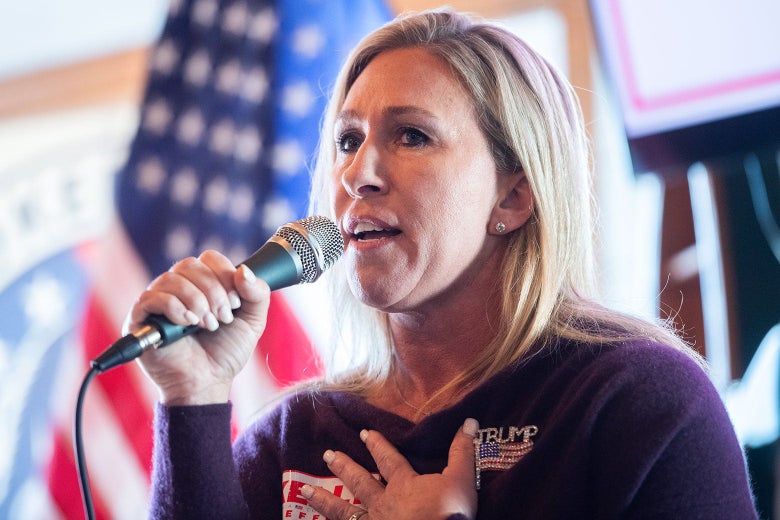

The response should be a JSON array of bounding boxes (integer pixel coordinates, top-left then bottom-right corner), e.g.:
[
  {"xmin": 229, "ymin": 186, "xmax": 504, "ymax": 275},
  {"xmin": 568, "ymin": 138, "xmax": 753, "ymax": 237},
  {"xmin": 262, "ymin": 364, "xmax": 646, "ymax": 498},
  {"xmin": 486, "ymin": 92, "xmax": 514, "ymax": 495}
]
[{"xmin": 332, "ymin": 46, "xmax": 507, "ymax": 313}]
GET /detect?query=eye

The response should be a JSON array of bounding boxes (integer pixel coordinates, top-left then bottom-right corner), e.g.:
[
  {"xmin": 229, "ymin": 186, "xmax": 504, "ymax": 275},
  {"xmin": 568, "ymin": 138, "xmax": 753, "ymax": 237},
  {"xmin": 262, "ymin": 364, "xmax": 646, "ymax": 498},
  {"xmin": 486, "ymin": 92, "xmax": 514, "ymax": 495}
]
[
  {"xmin": 399, "ymin": 127, "xmax": 429, "ymax": 148},
  {"xmin": 336, "ymin": 132, "xmax": 363, "ymax": 153}
]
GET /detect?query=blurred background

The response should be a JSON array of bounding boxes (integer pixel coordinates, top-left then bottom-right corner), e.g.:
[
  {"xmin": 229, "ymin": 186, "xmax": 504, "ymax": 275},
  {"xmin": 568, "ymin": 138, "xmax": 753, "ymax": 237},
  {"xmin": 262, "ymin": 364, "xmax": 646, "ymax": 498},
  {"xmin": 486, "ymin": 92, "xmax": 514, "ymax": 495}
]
[{"xmin": 1, "ymin": 0, "xmax": 778, "ymax": 518}]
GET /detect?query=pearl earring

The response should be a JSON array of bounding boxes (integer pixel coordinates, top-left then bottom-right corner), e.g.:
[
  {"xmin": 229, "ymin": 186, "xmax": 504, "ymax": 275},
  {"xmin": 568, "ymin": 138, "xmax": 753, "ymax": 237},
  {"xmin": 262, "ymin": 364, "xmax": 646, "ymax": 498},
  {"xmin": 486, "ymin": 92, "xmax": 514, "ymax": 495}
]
[{"xmin": 495, "ymin": 222, "xmax": 506, "ymax": 233}]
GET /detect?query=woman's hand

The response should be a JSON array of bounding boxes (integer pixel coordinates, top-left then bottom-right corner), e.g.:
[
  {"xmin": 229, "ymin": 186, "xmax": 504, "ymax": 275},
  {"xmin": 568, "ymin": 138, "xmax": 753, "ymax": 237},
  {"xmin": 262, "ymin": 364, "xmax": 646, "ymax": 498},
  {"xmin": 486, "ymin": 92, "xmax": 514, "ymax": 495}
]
[
  {"xmin": 302, "ymin": 418, "xmax": 479, "ymax": 520},
  {"xmin": 125, "ymin": 250, "xmax": 271, "ymax": 405}
]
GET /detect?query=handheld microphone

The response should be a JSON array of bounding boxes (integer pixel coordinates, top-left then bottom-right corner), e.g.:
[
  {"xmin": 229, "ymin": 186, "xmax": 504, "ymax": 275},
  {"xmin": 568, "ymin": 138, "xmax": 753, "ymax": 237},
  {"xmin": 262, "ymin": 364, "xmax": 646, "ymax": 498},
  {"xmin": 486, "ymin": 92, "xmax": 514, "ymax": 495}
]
[{"xmin": 90, "ymin": 216, "xmax": 344, "ymax": 373}]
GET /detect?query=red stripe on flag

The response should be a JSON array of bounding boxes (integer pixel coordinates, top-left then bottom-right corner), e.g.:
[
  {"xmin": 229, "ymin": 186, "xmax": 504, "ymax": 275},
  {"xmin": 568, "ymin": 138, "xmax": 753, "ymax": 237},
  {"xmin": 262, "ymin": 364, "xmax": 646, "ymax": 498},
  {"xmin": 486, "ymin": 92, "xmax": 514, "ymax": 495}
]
[
  {"xmin": 47, "ymin": 426, "xmax": 112, "ymax": 520},
  {"xmin": 78, "ymin": 292, "xmax": 154, "ymax": 478},
  {"xmin": 259, "ymin": 293, "xmax": 323, "ymax": 387}
]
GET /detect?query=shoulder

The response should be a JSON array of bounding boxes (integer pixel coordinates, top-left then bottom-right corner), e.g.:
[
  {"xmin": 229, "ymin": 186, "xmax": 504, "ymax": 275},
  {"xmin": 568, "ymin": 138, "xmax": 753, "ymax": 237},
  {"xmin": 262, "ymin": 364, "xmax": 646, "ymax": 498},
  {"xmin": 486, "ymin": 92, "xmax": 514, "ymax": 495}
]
[
  {"xmin": 531, "ymin": 338, "xmax": 723, "ymax": 431},
  {"xmin": 553, "ymin": 339, "xmax": 734, "ymax": 444},
  {"xmin": 559, "ymin": 339, "xmax": 710, "ymax": 396},
  {"xmin": 563, "ymin": 342, "xmax": 755, "ymax": 516}
]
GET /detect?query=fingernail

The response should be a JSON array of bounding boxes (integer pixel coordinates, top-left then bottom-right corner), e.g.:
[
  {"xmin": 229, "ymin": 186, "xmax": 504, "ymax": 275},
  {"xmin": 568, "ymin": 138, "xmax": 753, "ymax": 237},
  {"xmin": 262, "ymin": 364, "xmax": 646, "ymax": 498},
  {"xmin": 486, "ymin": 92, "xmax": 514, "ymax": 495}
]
[
  {"xmin": 204, "ymin": 313, "xmax": 219, "ymax": 331},
  {"xmin": 462, "ymin": 418, "xmax": 479, "ymax": 437},
  {"xmin": 322, "ymin": 450, "xmax": 335, "ymax": 464},
  {"xmin": 218, "ymin": 305, "xmax": 234, "ymax": 324},
  {"xmin": 228, "ymin": 291, "xmax": 241, "ymax": 309},
  {"xmin": 240, "ymin": 264, "xmax": 256, "ymax": 283},
  {"xmin": 359, "ymin": 429, "xmax": 368, "ymax": 443},
  {"xmin": 184, "ymin": 310, "xmax": 200, "ymax": 325},
  {"xmin": 300, "ymin": 484, "xmax": 314, "ymax": 499}
]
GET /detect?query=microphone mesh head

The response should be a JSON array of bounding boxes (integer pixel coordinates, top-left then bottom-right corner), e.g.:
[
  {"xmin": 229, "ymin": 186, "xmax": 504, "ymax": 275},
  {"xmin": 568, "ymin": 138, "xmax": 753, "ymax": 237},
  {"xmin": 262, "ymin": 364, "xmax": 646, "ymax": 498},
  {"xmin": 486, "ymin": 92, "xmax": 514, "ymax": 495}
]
[{"xmin": 274, "ymin": 216, "xmax": 344, "ymax": 283}]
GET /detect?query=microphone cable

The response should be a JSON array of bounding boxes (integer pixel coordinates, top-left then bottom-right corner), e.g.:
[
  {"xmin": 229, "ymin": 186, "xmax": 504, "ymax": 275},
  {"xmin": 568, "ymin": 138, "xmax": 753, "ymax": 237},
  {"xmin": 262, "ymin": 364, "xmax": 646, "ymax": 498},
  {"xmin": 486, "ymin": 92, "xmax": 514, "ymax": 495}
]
[{"xmin": 74, "ymin": 366, "xmax": 99, "ymax": 520}]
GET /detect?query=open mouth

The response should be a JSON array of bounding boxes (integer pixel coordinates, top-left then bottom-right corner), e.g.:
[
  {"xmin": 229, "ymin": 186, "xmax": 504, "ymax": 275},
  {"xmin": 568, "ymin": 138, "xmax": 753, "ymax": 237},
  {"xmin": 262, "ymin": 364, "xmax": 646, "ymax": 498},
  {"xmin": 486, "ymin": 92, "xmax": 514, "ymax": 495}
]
[{"xmin": 353, "ymin": 222, "xmax": 402, "ymax": 241}]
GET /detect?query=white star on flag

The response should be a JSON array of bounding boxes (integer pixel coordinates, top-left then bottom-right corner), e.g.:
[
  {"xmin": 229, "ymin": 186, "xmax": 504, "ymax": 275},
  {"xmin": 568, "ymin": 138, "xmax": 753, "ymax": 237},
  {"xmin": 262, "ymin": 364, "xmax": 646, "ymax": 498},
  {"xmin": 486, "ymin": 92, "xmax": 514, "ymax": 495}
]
[{"xmin": 293, "ymin": 25, "xmax": 326, "ymax": 58}]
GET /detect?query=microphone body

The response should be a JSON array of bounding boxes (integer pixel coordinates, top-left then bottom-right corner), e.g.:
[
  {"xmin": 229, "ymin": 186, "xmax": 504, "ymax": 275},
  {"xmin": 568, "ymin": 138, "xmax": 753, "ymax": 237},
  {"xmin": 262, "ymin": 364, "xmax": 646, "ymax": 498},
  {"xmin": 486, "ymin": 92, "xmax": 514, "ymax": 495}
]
[{"xmin": 91, "ymin": 216, "xmax": 343, "ymax": 373}]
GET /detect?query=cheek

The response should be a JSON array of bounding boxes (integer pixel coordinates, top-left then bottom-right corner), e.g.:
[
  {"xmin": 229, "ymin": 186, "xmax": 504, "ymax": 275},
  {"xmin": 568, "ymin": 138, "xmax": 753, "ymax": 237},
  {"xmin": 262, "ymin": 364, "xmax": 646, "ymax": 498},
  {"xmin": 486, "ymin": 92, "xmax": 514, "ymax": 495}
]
[
  {"xmin": 330, "ymin": 177, "xmax": 349, "ymax": 214},
  {"xmin": 438, "ymin": 183, "xmax": 493, "ymax": 225}
]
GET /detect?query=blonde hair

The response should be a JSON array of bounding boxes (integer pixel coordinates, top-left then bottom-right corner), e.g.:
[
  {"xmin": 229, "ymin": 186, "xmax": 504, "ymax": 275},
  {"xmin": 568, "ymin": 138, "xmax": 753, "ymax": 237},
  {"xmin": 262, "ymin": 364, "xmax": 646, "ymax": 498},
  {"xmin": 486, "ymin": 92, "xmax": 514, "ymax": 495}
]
[{"xmin": 307, "ymin": 9, "xmax": 701, "ymax": 400}]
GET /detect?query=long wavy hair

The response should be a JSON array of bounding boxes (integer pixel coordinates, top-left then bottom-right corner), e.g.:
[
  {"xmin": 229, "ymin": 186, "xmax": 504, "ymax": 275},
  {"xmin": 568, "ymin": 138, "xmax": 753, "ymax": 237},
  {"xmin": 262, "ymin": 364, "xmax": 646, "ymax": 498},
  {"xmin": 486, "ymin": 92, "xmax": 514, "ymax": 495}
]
[{"xmin": 306, "ymin": 9, "xmax": 701, "ymax": 402}]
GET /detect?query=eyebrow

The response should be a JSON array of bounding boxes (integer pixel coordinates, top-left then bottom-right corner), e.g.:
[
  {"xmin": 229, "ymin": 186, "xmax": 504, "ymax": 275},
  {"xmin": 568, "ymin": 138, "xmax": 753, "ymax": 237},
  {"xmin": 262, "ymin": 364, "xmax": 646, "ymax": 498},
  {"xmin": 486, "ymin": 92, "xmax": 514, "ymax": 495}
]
[{"xmin": 336, "ymin": 105, "xmax": 438, "ymax": 123}]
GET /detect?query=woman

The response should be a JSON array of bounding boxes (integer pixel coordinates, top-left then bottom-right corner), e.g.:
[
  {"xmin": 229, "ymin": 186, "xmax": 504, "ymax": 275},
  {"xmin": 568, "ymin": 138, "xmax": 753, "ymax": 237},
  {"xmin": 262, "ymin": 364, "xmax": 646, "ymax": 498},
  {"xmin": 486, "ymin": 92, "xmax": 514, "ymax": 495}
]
[{"xmin": 131, "ymin": 9, "xmax": 758, "ymax": 519}]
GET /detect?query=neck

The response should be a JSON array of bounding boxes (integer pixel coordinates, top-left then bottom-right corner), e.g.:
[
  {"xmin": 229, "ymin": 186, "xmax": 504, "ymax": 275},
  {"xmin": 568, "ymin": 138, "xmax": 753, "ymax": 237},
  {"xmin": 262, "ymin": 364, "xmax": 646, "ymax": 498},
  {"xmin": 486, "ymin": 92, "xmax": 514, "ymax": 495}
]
[
  {"xmin": 368, "ymin": 241, "xmax": 508, "ymax": 420},
  {"xmin": 390, "ymin": 314, "xmax": 491, "ymax": 391},
  {"xmin": 380, "ymin": 283, "xmax": 502, "ymax": 418}
]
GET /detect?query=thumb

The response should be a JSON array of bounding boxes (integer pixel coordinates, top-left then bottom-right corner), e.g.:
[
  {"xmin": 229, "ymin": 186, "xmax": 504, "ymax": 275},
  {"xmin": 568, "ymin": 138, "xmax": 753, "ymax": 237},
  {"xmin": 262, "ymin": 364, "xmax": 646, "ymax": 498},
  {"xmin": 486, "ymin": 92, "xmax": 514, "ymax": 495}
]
[
  {"xmin": 441, "ymin": 418, "xmax": 479, "ymax": 518},
  {"xmin": 233, "ymin": 264, "xmax": 271, "ymax": 334},
  {"xmin": 445, "ymin": 418, "xmax": 479, "ymax": 481}
]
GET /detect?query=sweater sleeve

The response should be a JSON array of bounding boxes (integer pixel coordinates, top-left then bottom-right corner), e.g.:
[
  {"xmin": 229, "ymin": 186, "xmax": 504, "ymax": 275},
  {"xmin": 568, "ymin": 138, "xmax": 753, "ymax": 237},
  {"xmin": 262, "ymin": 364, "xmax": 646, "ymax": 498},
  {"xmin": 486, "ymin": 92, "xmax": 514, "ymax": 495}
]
[{"xmin": 149, "ymin": 402, "xmax": 249, "ymax": 520}]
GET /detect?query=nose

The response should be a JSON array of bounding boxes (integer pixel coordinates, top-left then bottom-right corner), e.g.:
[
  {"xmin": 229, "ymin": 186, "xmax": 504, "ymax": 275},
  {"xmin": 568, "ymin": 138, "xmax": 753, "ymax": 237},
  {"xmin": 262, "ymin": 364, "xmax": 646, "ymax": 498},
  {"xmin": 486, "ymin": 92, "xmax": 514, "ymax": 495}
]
[{"xmin": 340, "ymin": 139, "xmax": 387, "ymax": 199}]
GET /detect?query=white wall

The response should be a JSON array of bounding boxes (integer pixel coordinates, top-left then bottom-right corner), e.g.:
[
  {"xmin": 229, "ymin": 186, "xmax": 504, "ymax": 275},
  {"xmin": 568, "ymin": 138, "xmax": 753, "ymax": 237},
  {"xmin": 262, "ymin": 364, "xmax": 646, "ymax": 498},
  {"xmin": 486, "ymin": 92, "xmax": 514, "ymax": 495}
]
[{"xmin": 0, "ymin": 0, "xmax": 166, "ymax": 79}]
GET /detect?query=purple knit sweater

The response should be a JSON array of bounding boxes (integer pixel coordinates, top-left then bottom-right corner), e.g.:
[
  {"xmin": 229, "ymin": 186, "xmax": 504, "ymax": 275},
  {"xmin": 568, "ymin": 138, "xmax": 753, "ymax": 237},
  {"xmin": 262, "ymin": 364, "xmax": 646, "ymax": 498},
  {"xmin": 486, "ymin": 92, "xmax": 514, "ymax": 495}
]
[{"xmin": 149, "ymin": 339, "xmax": 758, "ymax": 519}]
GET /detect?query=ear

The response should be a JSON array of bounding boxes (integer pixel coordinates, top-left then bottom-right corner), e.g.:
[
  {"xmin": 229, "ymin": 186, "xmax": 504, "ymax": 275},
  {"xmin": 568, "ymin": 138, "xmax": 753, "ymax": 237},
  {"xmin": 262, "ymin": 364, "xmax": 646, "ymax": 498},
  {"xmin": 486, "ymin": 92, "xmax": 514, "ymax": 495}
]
[{"xmin": 489, "ymin": 172, "xmax": 534, "ymax": 235}]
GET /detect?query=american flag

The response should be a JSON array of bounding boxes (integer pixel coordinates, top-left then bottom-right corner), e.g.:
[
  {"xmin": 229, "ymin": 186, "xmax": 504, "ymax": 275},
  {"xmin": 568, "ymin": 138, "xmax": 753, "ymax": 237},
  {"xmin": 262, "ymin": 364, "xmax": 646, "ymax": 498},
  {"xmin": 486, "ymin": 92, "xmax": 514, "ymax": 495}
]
[
  {"xmin": 0, "ymin": 0, "xmax": 389, "ymax": 517},
  {"xmin": 477, "ymin": 440, "xmax": 534, "ymax": 472}
]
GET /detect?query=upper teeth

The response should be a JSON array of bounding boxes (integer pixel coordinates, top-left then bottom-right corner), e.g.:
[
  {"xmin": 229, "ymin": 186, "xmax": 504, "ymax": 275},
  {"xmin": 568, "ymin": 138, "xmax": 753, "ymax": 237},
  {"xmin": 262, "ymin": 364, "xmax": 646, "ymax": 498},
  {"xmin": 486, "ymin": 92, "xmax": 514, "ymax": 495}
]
[{"xmin": 354, "ymin": 222, "xmax": 385, "ymax": 233}]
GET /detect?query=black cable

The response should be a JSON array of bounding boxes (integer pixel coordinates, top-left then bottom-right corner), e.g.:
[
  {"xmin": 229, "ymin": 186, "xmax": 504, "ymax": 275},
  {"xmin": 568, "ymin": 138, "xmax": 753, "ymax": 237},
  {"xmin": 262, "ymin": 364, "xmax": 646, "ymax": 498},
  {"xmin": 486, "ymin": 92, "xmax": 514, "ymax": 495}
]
[{"xmin": 74, "ymin": 366, "xmax": 99, "ymax": 520}]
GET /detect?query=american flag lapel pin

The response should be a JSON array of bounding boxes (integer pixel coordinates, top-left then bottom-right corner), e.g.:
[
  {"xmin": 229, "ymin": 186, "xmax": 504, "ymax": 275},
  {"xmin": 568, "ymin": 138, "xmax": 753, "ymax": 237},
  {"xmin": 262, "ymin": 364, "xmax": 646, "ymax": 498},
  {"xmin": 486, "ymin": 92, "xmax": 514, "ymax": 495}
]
[{"xmin": 474, "ymin": 425, "xmax": 539, "ymax": 491}]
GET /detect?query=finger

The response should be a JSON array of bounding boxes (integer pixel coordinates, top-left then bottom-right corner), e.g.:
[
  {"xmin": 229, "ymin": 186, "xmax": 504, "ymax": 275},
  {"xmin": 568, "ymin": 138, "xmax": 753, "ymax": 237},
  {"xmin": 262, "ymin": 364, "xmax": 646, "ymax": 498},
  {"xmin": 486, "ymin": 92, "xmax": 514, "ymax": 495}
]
[
  {"xmin": 174, "ymin": 252, "xmax": 237, "ymax": 326},
  {"xmin": 300, "ymin": 484, "xmax": 365, "ymax": 520},
  {"xmin": 360, "ymin": 429, "xmax": 417, "ymax": 484},
  {"xmin": 443, "ymin": 418, "xmax": 479, "ymax": 482},
  {"xmin": 145, "ymin": 266, "xmax": 220, "ymax": 331},
  {"xmin": 323, "ymin": 449, "xmax": 384, "ymax": 505},
  {"xmin": 138, "ymin": 258, "xmax": 222, "ymax": 331},
  {"xmin": 198, "ymin": 249, "xmax": 242, "ymax": 309},
  {"xmin": 127, "ymin": 273, "xmax": 207, "ymax": 332}
]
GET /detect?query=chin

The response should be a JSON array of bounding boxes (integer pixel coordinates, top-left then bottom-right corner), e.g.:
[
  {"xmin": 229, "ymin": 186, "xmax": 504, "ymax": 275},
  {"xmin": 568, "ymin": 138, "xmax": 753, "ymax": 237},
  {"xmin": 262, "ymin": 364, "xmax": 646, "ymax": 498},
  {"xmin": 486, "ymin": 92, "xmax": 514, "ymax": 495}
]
[{"xmin": 348, "ymin": 278, "xmax": 403, "ymax": 312}]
